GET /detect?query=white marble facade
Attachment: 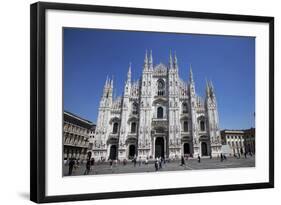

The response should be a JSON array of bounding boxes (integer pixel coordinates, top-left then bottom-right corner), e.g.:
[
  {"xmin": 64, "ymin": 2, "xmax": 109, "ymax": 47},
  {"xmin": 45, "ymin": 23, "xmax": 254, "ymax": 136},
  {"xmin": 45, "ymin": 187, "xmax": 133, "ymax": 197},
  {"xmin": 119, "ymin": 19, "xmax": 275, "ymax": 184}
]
[{"xmin": 92, "ymin": 51, "xmax": 222, "ymax": 161}]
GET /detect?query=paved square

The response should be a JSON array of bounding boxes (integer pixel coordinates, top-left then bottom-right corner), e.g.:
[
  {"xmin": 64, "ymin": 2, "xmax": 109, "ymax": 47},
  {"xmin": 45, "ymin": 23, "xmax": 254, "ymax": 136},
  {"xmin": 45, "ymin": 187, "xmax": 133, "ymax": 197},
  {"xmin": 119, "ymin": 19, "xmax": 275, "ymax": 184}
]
[{"xmin": 63, "ymin": 156, "xmax": 255, "ymax": 176}]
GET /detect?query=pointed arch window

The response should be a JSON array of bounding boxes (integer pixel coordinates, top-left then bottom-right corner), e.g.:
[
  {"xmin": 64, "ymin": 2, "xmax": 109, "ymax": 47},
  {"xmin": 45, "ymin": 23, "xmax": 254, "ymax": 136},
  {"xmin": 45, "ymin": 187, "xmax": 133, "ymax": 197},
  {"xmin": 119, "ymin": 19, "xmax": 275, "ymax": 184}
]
[
  {"xmin": 112, "ymin": 122, "xmax": 119, "ymax": 134},
  {"xmin": 131, "ymin": 122, "xmax": 137, "ymax": 133},
  {"xmin": 183, "ymin": 121, "xmax": 188, "ymax": 132},
  {"xmin": 157, "ymin": 107, "xmax": 164, "ymax": 119},
  {"xmin": 182, "ymin": 102, "xmax": 188, "ymax": 113},
  {"xmin": 200, "ymin": 120, "xmax": 205, "ymax": 131}
]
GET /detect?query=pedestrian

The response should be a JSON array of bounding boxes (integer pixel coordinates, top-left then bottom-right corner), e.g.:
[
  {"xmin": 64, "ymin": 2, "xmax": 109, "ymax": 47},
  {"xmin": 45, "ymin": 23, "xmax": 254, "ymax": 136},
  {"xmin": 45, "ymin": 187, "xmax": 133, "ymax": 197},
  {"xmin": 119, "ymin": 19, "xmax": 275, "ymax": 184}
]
[
  {"xmin": 220, "ymin": 153, "xmax": 223, "ymax": 162},
  {"xmin": 181, "ymin": 156, "xmax": 185, "ymax": 166},
  {"xmin": 109, "ymin": 159, "xmax": 113, "ymax": 169},
  {"xmin": 132, "ymin": 156, "xmax": 137, "ymax": 167},
  {"xmin": 159, "ymin": 157, "xmax": 162, "ymax": 169},
  {"xmin": 68, "ymin": 158, "xmax": 75, "ymax": 176},
  {"xmin": 84, "ymin": 160, "xmax": 91, "ymax": 175},
  {"xmin": 123, "ymin": 158, "xmax": 127, "ymax": 166},
  {"xmin": 154, "ymin": 157, "xmax": 159, "ymax": 171},
  {"xmin": 244, "ymin": 152, "xmax": 247, "ymax": 159},
  {"xmin": 197, "ymin": 155, "xmax": 201, "ymax": 163}
]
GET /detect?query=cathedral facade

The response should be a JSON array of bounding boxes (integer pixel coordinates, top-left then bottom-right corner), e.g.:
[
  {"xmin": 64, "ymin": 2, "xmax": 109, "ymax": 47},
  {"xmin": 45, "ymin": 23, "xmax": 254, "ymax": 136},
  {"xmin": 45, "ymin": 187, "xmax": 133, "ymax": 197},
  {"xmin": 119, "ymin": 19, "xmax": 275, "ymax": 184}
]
[{"xmin": 92, "ymin": 51, "xmax": 222, "ymax": 161}]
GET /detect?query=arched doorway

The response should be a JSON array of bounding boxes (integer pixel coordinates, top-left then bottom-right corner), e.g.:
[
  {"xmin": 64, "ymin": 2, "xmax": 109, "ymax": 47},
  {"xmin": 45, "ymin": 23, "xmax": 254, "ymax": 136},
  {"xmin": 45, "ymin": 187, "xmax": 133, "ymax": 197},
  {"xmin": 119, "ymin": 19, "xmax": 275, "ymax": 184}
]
[
  {"xmin": 201, "ymin": 142, "xmax": 208, "ymax": 156},
  {"xmin": 128, "ymin": 144, "xmax": 136, "ymax": 159},
  {"xmin": 109, "ymin": 145, "xmax": 117, "ymax": 160},
  {"xmin": 184, "ymin": 143, "xmax": 190, "ymax": 154},
  {"xmin": 155, "ymin": 137, "xmax": 164, "ymax": 158}
]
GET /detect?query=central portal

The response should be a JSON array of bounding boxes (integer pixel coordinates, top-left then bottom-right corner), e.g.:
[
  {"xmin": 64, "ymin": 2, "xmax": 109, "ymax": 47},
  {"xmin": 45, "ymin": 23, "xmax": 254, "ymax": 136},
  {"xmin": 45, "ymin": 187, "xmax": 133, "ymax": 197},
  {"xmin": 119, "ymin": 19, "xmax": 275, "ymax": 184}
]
[
  {"xmin": 155, "ymin": 137, "xmax": 164, "ymax": 158},
  {"xmin": 184, "ymin": 143, "xmax": 190, "ymax": 154},
  {"xmin": 201, "ymin": 142, "xmax": 208, "ymax": 156},
  {"xmin": 109, "ymin": 145, "xmax": 117, "ymax": 160},
  {"xmin": 128, "ymin": 144, "xmax": 136, "ymax": 159}
]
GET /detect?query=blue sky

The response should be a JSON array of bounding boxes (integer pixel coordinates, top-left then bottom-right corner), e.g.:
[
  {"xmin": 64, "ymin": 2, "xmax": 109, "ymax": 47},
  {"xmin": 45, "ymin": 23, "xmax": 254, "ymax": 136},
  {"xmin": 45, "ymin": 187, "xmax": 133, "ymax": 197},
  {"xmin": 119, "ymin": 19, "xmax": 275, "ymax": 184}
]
[{"xmin": 63, "ymin": 28, "xmax": 255, "ymax": 129}]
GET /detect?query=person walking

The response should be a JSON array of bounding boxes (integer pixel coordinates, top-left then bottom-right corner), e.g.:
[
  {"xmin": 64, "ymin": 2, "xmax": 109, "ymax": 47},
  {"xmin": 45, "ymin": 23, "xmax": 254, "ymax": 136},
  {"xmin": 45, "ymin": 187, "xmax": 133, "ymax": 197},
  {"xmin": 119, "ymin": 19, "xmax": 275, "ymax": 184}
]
[
  {"xmin": 159, "ymin": 157, "xmax": 163, "ymax": 169},
  {"xmin": 133, "ymin": 156, "xmax": 137, "ymax": 167},
  {"xmin": 220, "ymin": 153, "xmax": 223, "ymax": 162},
  {"xmin": 181, "ymin": 156, "xmax": 185, "ymax": 166},
  {"xmin": 154, "ymin": 157, "xmax": 159, "ymax": 171},
  {"xmin": 197, "ymin": 155, "xmax": 201, "ymax": 163},
  {"xmin": 84, "ymin": 160, "xmax": 91, "ymax": 175},
  {"xmin": 68, "ymin": 158, "xmax": 75, "ymax": 176},
  {"xmin": 123, "ymin": 158, "xmax": 127, "ymax": 166}
]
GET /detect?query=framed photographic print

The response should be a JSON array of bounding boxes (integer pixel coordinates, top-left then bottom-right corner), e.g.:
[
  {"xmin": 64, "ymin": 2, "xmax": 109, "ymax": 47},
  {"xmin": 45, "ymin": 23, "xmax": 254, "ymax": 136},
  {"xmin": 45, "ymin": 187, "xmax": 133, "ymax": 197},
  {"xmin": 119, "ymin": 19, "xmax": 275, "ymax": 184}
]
[{"xmin": 30, "ymin": 1, "xmax": 274, "ymax": 203}]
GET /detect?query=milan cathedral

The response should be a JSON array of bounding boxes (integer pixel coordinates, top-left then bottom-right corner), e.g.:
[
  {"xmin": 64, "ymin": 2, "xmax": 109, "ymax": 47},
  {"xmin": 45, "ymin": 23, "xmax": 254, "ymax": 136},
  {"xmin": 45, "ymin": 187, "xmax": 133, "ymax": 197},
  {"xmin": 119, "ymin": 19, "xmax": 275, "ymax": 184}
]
[{"xmin": 92, "ymin": 50, "xmax": 222, "ymax": 161}]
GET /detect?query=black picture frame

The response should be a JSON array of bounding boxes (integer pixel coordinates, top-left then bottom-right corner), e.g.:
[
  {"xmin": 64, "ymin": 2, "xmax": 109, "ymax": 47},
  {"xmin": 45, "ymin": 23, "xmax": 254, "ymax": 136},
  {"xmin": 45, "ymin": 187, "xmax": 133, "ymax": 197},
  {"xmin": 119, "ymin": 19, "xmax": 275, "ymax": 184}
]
[{"xmin": 30, "ymin": 1, "xmax": 274, "ymax": 203}]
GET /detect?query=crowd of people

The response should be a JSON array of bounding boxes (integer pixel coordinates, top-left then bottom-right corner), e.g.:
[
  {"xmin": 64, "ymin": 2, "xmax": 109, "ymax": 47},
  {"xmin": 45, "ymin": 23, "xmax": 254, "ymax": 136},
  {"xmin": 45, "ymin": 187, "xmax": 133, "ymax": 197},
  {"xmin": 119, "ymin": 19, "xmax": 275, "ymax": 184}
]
[
  {"xmin": 66, "ymin": 158, "xmax": 96, "ymax": 176},
  {"xmin": 65, "ymin": 152, "xmax": 254, "ymax": 176}
]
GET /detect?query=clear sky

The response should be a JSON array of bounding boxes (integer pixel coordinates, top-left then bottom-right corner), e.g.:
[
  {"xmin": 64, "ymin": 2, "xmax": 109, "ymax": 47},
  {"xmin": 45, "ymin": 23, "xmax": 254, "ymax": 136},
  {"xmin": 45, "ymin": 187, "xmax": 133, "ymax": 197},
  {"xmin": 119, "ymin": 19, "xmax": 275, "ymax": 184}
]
[{"xmin": 63, "ymin": 28, "xmax": 255, "ymax": 130}]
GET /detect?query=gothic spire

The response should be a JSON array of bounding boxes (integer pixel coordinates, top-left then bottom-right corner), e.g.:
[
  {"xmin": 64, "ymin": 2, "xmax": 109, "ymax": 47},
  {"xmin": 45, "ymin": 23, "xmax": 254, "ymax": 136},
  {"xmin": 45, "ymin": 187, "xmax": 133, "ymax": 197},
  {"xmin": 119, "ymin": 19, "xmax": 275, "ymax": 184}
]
[
  {"xmin": 169, "ymin": 49, "xmax": 173, "ymax": 69},
  {"xmin": 210, "ymin": 80, "xmax": 214, "ymax": 91},
  {"xmin": 189, "ymin": 64, "xmax": 194, "ymax": 84},
  {"xmin": 110, "ymin": 76, "xmax": 114, "ymax": 88},
  {"xmin": 209, "ymin": 80, "xmax": 215, "ymax": 96},
  {"xmin": 127, "ymin": 62, "xmax": 131, "ymax": 83},
  {"xmin": 149, "ymin": 49, "xmax": 153, "ymax": 70},
  {"xmin": 205, "ymin": 78, "xmax": 210, "ymax": 97},
  {"xmin": 173, "ymin": 51, "xmax": 178, "ymax": 69},
  {"xmin": 143, "ymin": 49, "xmax": 148, "ymax": 71},
  {"xmin": 103, "ymin": 76, "xmax": 110, "ymax": 97}
]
